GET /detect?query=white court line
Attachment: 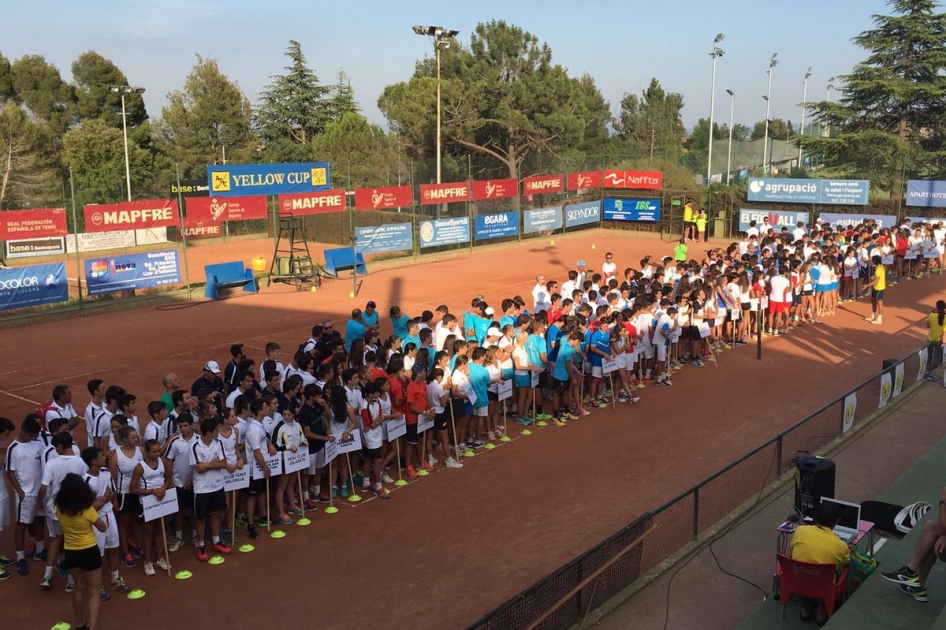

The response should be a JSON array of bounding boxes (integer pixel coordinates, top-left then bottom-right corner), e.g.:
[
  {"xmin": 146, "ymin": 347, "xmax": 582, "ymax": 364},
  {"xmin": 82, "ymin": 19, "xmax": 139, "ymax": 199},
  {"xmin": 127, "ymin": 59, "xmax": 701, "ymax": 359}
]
[
  {"xmin": 872, "ymin": 537, "xmax": 887, "ymax": 555},
  {"xmin": 0, "ymin": 389, "xmax": 39, "ymax": 405}
]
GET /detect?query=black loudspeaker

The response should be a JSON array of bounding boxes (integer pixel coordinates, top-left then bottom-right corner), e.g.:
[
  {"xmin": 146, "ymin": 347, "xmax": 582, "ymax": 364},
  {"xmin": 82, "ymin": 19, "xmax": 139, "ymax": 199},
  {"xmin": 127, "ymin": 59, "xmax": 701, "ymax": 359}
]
[{"xmin": 794, "ymin": 455, "xmax": 836, "ymax": 520}]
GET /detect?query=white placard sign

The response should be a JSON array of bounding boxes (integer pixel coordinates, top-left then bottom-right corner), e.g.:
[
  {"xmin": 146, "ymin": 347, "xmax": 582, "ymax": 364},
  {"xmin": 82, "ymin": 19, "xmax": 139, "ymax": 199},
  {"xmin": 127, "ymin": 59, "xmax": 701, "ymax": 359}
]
[
  {"xmin": 141, "ymin": 491, "xmax": 180, "ymax": 522},
  {"xmin": 918, "ymin": 348, "xmax": 929, "ymax": 381},
  {"xmin": 333, "ymin": 430, "xmax": 363, "ymax": 455},
  {"xmin": 893, "ymin": 362, "xmax": 904, "ymax": 398},
  {"xmin": 697, "ymin": 322, "xmax": 711, "ymax": 339},
  {"xmin": 530, "ymin": 370, "xmax": 540, "ymax": 388},
  {"xmin": 417, "ymin": 413, "xmax": 434, "ymax": 434},
  {"xmin": 904, "ymin": 251, "xmax": 918, "ymax": 260},
  {"xmin": 283, "ymin": 448, "xmax": 310, "ymax": 474},
  {"xmin": 498, "ymin": 379, "xmax": 513, "ymax": 401},
  {"xmin": 602, "ymin": 356, "xmax": 618, "ymax": 375},
  {"xmin": 320, "ymin": 439, "xmax": 338, "ymax": 466},
  {"xmin": 730, "ymin": 309, "xmax": 740, "ymax": 322},
  {"xmin": 842, "ymin": 392, "xmax": 857, "ymax": 434},
  {"xmin": 252, "ymin": 452, "xmax": 283, "ymax": 479},
  {"xmin": 882, "ymin": 254, "xmax": 895, "ymax": 266},
  {"xmin": 462, "ymin": 381, "xmax": 478, "ymax": 404},
  {"xmin": 222, "ymin": 467, "xmax": 250, "ymax": 492},
  {"xmin": 879, "ymin": 372, "xmax": 893, "ymax": 408},
  {"xmin": 384, "ymin": 416, "xmax": 407, "ymax": 440}
]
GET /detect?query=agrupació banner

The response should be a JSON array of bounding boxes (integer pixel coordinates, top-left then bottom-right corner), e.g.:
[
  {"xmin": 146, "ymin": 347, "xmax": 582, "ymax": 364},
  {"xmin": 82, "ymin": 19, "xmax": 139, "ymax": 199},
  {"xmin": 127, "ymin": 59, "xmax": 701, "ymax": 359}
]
[{"xmin": 747, "ymin": 178, "xmax": 870, "ymax": 205}]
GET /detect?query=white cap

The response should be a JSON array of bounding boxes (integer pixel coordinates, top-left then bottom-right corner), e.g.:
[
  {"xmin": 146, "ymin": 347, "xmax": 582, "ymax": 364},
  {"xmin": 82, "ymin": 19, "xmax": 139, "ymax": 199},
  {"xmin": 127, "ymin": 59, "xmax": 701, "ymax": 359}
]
[
  {"xmin": 204, "ymin": 360, "xmax": 221, "ymax": 374},
  {"xmin": 484, "ymin": 306, "xmax": 495, "ymax": 316},
  {"xmin": 486, "ymin": 328, "xmax": 502, "ymax": 338}
]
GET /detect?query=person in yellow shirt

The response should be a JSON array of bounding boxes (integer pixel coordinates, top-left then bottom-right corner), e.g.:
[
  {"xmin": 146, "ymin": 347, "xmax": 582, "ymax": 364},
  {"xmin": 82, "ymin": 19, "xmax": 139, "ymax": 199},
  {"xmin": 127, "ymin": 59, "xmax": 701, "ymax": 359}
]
[
  {"xmin": 55, "ymin": 473, "xmax": 106, "ymax": 630},
  {"xmin": 865, "ymin": 255, "xmax": 886, "ymax": 325},
  {"xmin": 924, "ymin": 300, "xmax": 946, "ymax": 381},
  {"xmin": 790, "ymin": 501, "xmax": 851, "ymax": 624},
  {"xmin": 683, "ymin": 201, "xmax": 695, "ymax": 241}
]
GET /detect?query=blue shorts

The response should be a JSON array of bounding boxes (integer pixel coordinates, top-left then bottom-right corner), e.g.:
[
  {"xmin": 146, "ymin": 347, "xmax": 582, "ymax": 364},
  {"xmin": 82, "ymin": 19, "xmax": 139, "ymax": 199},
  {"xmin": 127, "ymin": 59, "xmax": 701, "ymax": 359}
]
[
  {"xmin": 515, "ymin": 374, "xmax": 531, "ymax": 388},
  {"xmin": 501, "ymin": 368, "xmax": 514, "ymax": 380}
]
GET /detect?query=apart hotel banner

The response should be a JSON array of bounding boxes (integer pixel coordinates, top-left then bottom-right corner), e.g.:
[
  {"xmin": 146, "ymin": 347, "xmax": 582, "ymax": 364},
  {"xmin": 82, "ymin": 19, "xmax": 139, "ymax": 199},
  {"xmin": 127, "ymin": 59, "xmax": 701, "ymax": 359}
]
[{"xmin": 906, "ymin": 180, "xmax": 946, "ymax": 207}]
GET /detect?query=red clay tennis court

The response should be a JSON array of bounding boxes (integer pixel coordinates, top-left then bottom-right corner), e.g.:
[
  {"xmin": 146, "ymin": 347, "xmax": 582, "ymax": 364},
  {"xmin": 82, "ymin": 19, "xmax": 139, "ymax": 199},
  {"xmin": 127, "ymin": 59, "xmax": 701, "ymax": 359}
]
[{"xmin": 0, "ymin": 230, "xmax": 937, "ymax": 630}]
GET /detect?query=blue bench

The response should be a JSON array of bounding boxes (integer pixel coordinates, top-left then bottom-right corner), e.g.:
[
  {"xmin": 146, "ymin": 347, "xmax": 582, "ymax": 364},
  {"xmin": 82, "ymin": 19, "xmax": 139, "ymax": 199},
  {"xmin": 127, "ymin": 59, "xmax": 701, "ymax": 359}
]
[
  {"xmin": 324, "ymin": 247, "xmax": 367, "ymax": 278},
  {"xmin": 204, "ymin": 261, "xmax": 258, "ymax": 299}
]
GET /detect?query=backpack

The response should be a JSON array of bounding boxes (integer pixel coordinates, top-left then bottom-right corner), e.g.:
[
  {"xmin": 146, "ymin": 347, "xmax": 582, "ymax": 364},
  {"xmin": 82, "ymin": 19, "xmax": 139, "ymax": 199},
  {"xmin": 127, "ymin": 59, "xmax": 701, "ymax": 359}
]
[{"xmin": 34, "ymin": 401, "xmax": 58, "ymax": 427}]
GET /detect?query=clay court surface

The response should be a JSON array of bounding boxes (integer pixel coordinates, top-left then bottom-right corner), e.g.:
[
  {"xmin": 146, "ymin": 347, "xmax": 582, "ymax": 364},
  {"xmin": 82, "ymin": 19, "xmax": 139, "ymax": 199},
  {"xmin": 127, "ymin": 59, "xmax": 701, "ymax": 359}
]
[{"xmin": 0, "ymin": 229, "xmax": 939, "ymax": 630}]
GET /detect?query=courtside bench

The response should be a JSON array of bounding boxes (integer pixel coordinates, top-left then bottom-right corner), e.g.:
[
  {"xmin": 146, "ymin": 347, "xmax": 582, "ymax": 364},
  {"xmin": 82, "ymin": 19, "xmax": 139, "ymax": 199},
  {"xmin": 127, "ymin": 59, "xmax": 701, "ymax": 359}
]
[
  {"xmin": 324, "ymin": 247, "xmax": 367, "ymax": 278},
  {"xmin": 204, "ymin": 261, "xmax": 258, "ymax": 299}
]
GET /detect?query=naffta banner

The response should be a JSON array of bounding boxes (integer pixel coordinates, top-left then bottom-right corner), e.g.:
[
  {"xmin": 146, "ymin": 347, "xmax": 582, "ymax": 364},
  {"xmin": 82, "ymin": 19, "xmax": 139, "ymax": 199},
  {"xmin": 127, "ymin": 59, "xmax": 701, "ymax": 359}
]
[{"xmin": 207, "ymin": 162, "xmax": 331, "ymax": 197}]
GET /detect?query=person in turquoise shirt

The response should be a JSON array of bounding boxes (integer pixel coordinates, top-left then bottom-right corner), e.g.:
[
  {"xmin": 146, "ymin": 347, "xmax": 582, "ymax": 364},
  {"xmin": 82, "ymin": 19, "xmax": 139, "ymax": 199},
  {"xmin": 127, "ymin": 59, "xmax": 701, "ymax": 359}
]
[
  {"xmin": 345, "ymin": 308, "xmax": 368, "ymax": 352},
  {"xmin": 390, "ymin": 306, "xmax": 410, "ymax": 340},
  {"xmin": 467, "ymin": 347, "xmax": 492, "ymax": 448},
  {"xmin": 362, "ymin": 301, "xmax": 379, "ymax": 328},
  {"xmin": 551, "ymin": 332, "xmax": 581, "ymax": 423},
  {"xmin": 525, "ymin": 319, "xmax": 550, "ymax": 420},
  {"xmin": 403, "ymin": 319, "xmax": 421, "ymax": 351}
]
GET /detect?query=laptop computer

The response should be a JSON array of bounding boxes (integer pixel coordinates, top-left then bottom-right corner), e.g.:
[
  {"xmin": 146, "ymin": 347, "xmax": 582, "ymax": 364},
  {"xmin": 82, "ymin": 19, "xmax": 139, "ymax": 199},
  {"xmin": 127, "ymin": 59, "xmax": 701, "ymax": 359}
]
[{"xmin": 821, "ymin": 497, "xmax": 861, "ymax": 542}]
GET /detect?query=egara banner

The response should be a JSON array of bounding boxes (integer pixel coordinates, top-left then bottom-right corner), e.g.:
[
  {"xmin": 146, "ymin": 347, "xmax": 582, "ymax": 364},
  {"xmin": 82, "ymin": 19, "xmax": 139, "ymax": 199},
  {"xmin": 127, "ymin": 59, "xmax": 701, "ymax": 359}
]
[
  {"xmin": 472, "ymin": 179, "xmax": 517, "ymax": 201},
  {"xmin": 0, "ymin": 263, "xmax": 68, "ymax": 311},
  {"xmin": 567, "ymin": 171, "xmax": 603, "ymax": 191},
  {"xmin": 83, "ymin": 200, "xmax": 179, "ymax": 232},
  {"xmin": 279, "ymin": 190, "xmax": 346, "ymax": 216},
  {"xmin": 186, "ymin": 196, "xmax": 268, "ymax": 225},
  {"xmin": 354, "ymin": 186, "xmax": 413, "ymax": 211},
  {"xmin": 523, "ymin": 174, "xmax": 564, "ymax": 194},
  {"xmin": 207, "ymin": 162, "xmax": 330, "ymax": 197},
  {"xmin": 474, "ymin": 211, "xmax": 519, "ymax": 240},
  {"xmin": 0, "ymin": 208, "xmax": 68, "ymax": 240},
  {"xmin": 604, "ymin": 171, "xmax": 663, "ymax": 190},
  {"xmin": 420, "ymin": 182, "xmax": 471, "ymax": 205}
]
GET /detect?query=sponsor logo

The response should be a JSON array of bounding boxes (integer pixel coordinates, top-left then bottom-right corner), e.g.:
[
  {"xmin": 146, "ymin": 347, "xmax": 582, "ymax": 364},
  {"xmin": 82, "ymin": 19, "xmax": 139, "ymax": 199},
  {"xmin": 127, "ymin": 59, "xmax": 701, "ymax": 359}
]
[
  {"xmin": 575, "ymin": 175, "xmax": 592, "ymax": 189},
  {"xmin": 212, "ymin": 172, "xmax": 231, "ymax": 192},
  {"xmin": 566, "ymin": 206, "xmax": 598, "ymax": 220},
  {"xmin": 371, "ymin": 190, "xmax": 384, "ymax": 208},
  {"xmin": 89, "ymin": 261, "xmax": 109, "ymax": 278},
  {"xmin": 604, "ymin": 172, "xmax": 625, "ymax": 187},
  {"xmin": 483, "ymin": 213, "xmax": 509, "ymax": 225},
  {"xmin": 281, "ymin": 192, "xmax": 345, "ymax": 212},
  {"xmin": 43, "ymin": 274, "xmax": 58, "ymax": 289},
  {"xmin": 423, "ymin": 185, "xmax": 468, "ymax": 200},
  {"xmin": 0, "ymin": 276, "xmax": 39, "ymax": 290},
  {"xmin": 750, "ymin": 179, "xmax": 817, "ymax": 195},
  {"xmin": 420, "ymin": 222, "xmax": 435, "ymax": 243},
  {"xmin": 91, "ymin": 208, "xmax": 174, "ymax": 227}
]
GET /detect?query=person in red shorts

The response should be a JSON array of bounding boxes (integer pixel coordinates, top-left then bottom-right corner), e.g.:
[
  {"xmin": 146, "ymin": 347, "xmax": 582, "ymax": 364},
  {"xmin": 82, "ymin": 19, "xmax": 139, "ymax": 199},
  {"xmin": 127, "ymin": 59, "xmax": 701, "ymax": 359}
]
[
  {"xmin": 404, "ymin": 365, "xmax": 432, "ymax": 478},
  {"xmin": 767, "ymin": 267, "xmax": 792, "ymax": 335}
]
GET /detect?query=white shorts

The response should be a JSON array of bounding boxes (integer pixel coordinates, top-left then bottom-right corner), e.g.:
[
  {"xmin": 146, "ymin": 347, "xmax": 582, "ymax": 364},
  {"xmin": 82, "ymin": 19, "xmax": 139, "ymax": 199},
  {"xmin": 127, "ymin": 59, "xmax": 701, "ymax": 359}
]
[
  {"xmin": 583, "ymin": 362, "xmax": 592, "ymax": 375},
  {"xmin": 0, "ymin": 495, "xmax": 9, "ymax": 532},
  {"xmin": 641, "ymin": 344, "xmax": 655, "ymax": 360},
  {"xmin": 46, "ymin": 516, "xmax": 62, "ymax": 538},
  {"xmin": 472, "ymin": 406, "xmax": 488, "ymax": 418},
  {"xmin": 95, "ymin": 512, "xmax": 120, "ymax": 553},
  {"xmin": 615, "ymin": 355, "xmax": 627, "ymax": 370},
  {"xmin": 308, "ymin": 453, "xmax": 321, "ymax": 475},
  {"xmin": 591, "ymin": 366, "xmax": 604, "ymax": 378},
  {"xmin": 314, "ymin": 449, "xmax": 332, "ymax": 470},
  {"xmin": 656, "ymin": 344, "xmax": 668, "ymax": 362},
  {"xmin": 15, "ymin": 494, "xmax": 38, "ymax": 524}
]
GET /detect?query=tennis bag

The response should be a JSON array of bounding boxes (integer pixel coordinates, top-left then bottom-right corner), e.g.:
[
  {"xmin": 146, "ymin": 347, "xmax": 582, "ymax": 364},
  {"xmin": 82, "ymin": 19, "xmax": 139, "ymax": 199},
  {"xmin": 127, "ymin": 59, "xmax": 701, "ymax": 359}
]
[{"xmin": 860, "ymin": 500, "xmax": 932, "ymax": 539}]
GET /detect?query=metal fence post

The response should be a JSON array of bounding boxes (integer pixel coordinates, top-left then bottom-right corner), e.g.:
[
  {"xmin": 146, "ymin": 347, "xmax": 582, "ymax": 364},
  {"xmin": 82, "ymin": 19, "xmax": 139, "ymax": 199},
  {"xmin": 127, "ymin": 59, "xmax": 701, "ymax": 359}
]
[
  {"xmin": 692, "ymin": 487, "xmax": 700, "ymax": 540},
  {"xmin": 776, "ymin": 436, "xmax": 783, "ymax": 478}
]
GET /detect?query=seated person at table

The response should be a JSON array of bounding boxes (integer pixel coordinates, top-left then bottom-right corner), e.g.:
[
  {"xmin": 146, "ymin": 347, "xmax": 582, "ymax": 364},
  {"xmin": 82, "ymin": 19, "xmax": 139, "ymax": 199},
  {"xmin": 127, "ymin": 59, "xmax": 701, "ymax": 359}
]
[
  {"xmin": 790, "ymin": 501, "xmax": 851, "ymax": 624},
  {"xmin": 882, "ymin": 487, "xmax": 946, "ymax": 603}
]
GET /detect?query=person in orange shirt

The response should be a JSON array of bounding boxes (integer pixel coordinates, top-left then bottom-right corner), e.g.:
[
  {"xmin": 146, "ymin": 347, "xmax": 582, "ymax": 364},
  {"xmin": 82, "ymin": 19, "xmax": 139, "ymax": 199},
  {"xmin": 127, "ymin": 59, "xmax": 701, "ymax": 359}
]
[
  {"xmin": 404, "ymin": 365, "xmax": 432, "ymax": 479},
  {"xmin": 790, "ymin": 501, "xmax": 851, "ymax": 624}
]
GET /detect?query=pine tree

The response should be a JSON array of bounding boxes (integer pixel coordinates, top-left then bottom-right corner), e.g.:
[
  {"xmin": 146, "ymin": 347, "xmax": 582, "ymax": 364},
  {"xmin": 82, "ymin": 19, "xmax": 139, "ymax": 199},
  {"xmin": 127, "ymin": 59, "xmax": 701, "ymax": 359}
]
[
  {"xmin": 326, "ymin": 70, "xmax": 359, "ymax": 122},
  {"xmin": 255, "ymin": 40, "xmax": 329, "ymax": 161},
  {"xmin": 801, "ymin": 0, "xmax": 946, "ymax": 197}
]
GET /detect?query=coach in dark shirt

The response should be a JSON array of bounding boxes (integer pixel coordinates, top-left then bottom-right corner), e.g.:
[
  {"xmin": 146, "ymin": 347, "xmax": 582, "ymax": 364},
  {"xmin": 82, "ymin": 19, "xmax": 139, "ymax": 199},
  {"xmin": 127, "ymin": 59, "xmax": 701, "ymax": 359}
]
[{"xmin": 191, "ymin": 361, "xmax": 225, "ymax": 396}]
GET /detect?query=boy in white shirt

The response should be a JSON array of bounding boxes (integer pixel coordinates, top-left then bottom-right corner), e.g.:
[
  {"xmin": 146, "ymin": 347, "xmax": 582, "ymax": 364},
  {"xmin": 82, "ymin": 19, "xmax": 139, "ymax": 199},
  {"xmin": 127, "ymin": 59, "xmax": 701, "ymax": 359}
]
[
  {"xmin": 6, "ymin": 416, "xmax": 44, "ymax": 575},
  {"xmin": 81, "ymin": 446, "xmax": 132, "ymax": 594},
  {"xmin": 38, "ymin": 432, "xmax": 88, "ymax": 590},
  {"xmin": 274, "ymin": 404, "xmax": 306, "ymax": 524},
  {"xmin": 190, "ymin": 418, "xmax": 235, "ymax": 561},
  {"xmin": 164, "ymin": 415, "xmax": 198, "ymax": 552}
]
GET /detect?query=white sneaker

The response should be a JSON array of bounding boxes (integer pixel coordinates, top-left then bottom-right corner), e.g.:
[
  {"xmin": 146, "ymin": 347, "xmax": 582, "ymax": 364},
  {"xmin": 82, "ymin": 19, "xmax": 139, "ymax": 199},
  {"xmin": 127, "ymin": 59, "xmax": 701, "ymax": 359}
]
[
  {"xmin": 155, "ymin": 558, "xmax": 169, "ymax": 571},
  {"xmin": 168, "ymin": 538, "xmax": 183, "ymax": 553},
  {"xmin": 143, "ymin": 562, "xmax": 155, "ymax": 576},
  {"xmin": 446, "ymin": 458, "xmax": 464, "ymax": 469},
  {"xmin": 381, "ymin": 472, "xmax": 394, "ymax": 484},
  {"xmin": 427, "ymin": 454, "xmax": 438, "ymax": 466}
]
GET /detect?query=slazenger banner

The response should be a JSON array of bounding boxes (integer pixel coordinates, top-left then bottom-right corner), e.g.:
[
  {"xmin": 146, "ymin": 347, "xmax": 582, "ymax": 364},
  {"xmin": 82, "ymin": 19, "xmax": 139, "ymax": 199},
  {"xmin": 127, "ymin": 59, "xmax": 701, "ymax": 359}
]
[
  {"xmin": 906, "ymin": 180, "xmax": 946, "ymax": 207},
  {"xmin": 278, "ymin": 190, "xmax": 346, "ymax": 216},
  {"xmin": 0, "ymin": 262, "xmax": 68, "ymax": 311},
  {"xmin": 523, "ymin": 174, "xmax": 564, "ymax": 194},
  {"xmin": 738, "ymin": 209, "xmax": 810, "ymax": 232},
  {"xmin": 207, "ymin": 162, "xmax": 330, "ymax": 197},
  {"xmin": 564, "ymin": 201, "xmax": 601, "ymax": 228},
  {"xmin": 604, "ymin": 171, "xmax": 663, "ymax": 190},
  {"xmin": 472, "ymin": 178, "xmax": 517, "ymax": 201},
  {"xmin": 83, "ymin": 200, "xmax": 179, "ymax": 233},
  {"xmin": 567, "ymin": 171, "xmax": 603, "ymax": 191},
  {"xmin": 474, "ymin": 211, "xmax": 519, "ymax": 240},
  {"xmin": 186, "ymin": 196, "xmax": 268, "ymax": 225},
  {"xmin": 354, "ymin": 186, "xmax": 412, "ymax": 210},
  {"xmin": 420, "ymin": 182, "xmax": 471, "ymax": 205},
  {"xmin": 747, "ymin": 178, "xmax": 870, "ymax": 205},
  {"xmin": 818, "ymin": 213, "xmax": 897, "ymax": 229},
  {"xmin": 0, "ymin": 208, "xmax": 68, "ymax": 240}
]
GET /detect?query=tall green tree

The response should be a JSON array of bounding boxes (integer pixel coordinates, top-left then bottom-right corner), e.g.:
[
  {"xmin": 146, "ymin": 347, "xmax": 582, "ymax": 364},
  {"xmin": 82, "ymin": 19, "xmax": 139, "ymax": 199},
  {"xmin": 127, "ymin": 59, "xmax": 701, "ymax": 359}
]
[
  {"xmin": 380, "ymin": 20, "xmax": 600, "ymax": 180},
  {"xmin": 325, "ymin": 70, "xmax": 359, "ymax": 121},
  {"xmin": 313, "ymin": 112, "xmax": 397, "ymax": 187},
  {"xmin": 750, "ymin": 118, "xmax": 794, "ymax": 141},
  {"xmin": 255, "ymin": 40, "xmax": 329, "ymax": 161},
  {"xmin": 63, "ymin": 118, "xmax": 153, "ymax": 204},
  {"xmin": 9, "ymin": 55, "xmax": 73, "ymax": 134},
  {"xmin": 614, "ymin": 78, "xmax": 685, "ymax": 160},
  {"xmin": 71, "ymin": 51, "xmax": 148, "ymax": 129},
  {"xmin": 154, "ymin": 55, "xmax": 255, "ymax": 180},
  {"xmin": 0, "ymin": 100, "xmax": 58, "ymax": 208},
  {"xmin": 0, "ymin": 53, "xmax": 13, "ymax": 102},
  {"xmin": 801, "ymin": 0, "xmax": 946, "ymax": 196}
]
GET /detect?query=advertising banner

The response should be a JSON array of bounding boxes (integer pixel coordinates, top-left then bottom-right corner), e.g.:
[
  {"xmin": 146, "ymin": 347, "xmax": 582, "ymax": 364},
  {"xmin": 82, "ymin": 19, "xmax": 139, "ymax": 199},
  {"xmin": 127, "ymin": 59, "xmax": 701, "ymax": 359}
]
[
  {"xmin": 419, "ymin": 218, "xmax": 470, "ymax": 247},
  {"xmin": 0, "ymin": 208, "xmax": 67, "ymax": 240},
  {"xmin": 567, "ymin": 171, "xmax": 603, "ymax": 191},
  {"xmin": 602, "ymin": 198, "xmax": 661, "ymax": 222},
  {"xmin": 523, "ymin": 174, "xmax": 564, "ymax": 195},
  {"xmin": 746, "ymin": 178, "xmax": 870, "ymax": 205},
  {"xmin": 817, "ymin": 213, "xmax": 897, "ymax": 229},
  {"xmin": 737, "ymin": 209, "xmax": 810, "ymax": 232},
  {"xmin": 83, "ymin": 200, "xmax": 179, "ymax": 232},
  {"xmin": 474, "ymin": 211, "xmax": 519, "ymax": 240},
  {"xmin": 564, "ymin": 201, "xmax": 601, "ymax": 228},
  {"xmin": 420, "ymin": 181, "xmax": 471, "ymax": 205},
  {"xmin": 604, "ymin": 171, "xmax": 663, "ymax": 190},
  {"xmin": 354, "ymin": 185, "xmax": 413, "ymax": 210},
  {"xmin": 523, "ymin": 206, "xmax": 563, "ymax": 234},
  {"xmin": 66, "ymin": 231, "xmax": 135, "ymax": 254},
  {"xmin": 0, "ymin": 263, "xmax": 68, "ymax": 311},
  {"xmin": 85, "ymin": 249, "xmax": 181, "ymax": 296},
  {"xmin": 207, "ymin": 162, "xmax": 330, "ymax": 197},
  {"xmin": 5, "ymin": 237, "xmax": 66, "ymax": 258},
  {"xmin": 906, "ymin": 180, "xmax": 946, "ymax": 207},
  {"xmin": 187, "ymin": 195, "xmax": 268, "ymax": 224},
  {"xmin": 355, "ymin": 223, "xmax": 413, "ymax": 254},
  {"xmin": 278, "ymin": 189, "xmax": 346, "ymax": 216},
  {"xmin": 472, "ymin": 178, "xmax": 517, "ymax": 201},
  {"xmin": 169, "ymin": 179, "xmax": 209, "ymax": 198}
]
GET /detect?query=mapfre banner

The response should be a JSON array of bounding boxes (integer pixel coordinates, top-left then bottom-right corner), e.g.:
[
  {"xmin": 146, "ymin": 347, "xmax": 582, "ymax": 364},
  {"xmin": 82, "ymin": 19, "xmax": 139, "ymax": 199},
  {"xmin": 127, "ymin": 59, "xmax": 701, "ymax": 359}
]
[
  {"xmin": 186, "ymin": 196, "xmax": 268, "ymax": 224},
  {"xmin": 354, "ymin": 186, "xmax": 413, "ymax": 211},
  {"xmin": 472, "ymin": 178, "xmax": 517, "ymax": 201},
  {"xmin": 523, "ymin": 174, "xmax": 564, "ymax": 194},
  {"xmin": 420, "ymin": 182, "xmax": 471, "ymax": 205},
  {"xmin": 278, "ymin": 190, "xmax": 347, "ymax": 215},
  {"xmin": 0, "ymin": 208, "xmax": 68, "ymax": 240},
  {"xmin": 83, "ymin": 200, "xmax": 179, "ymax": 232}
]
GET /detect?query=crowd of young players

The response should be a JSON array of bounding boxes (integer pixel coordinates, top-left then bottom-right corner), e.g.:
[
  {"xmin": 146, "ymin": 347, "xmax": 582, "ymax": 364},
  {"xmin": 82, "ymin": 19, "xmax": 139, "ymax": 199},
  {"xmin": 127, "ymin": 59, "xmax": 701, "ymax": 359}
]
[{"xmin": 0, "ymin": 216, "xmax": 940, "ymax": 628}]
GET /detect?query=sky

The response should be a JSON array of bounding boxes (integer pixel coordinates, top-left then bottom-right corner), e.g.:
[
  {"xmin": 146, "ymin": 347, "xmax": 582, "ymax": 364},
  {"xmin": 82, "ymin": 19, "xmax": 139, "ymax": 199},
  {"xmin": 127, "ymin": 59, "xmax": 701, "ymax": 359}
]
[{"xmin": 0, "ymin": 0, "xmax": 896, "ymax": 131}]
